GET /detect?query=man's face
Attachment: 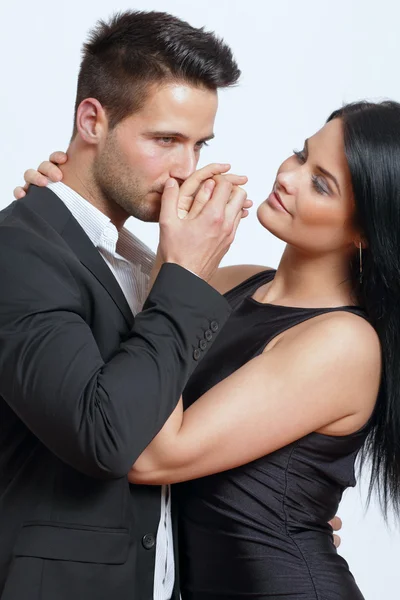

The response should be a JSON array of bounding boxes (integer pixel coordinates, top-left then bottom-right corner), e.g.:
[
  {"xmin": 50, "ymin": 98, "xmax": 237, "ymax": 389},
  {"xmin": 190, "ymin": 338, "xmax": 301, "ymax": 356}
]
[{"xmin": 93, "ymin": 82, "xmax": 218, "ymax": 222}]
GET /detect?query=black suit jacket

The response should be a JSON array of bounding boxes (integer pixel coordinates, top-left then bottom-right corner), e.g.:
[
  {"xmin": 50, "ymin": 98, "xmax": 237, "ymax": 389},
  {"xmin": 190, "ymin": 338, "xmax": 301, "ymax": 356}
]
[{"xmin": 0, "ymin": 186, "xmax": 231, "ymax": 600}]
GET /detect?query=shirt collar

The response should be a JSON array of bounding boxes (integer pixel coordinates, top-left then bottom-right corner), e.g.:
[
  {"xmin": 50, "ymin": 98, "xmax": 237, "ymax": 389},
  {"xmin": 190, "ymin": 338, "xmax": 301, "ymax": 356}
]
[
  {"xmin": 47, "ymin": 181, "xmax": 155, "ymax": 275},
  {"xmin": 47, "ymin": 181, "xmax": 113, "ymax": 248}
]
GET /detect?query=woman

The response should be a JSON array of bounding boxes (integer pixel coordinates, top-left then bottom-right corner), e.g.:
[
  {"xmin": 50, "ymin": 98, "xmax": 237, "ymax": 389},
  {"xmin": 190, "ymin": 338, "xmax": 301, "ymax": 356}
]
[{"xmin": 18, "ymin": 101, "xmax": 400, "ymax": 599}]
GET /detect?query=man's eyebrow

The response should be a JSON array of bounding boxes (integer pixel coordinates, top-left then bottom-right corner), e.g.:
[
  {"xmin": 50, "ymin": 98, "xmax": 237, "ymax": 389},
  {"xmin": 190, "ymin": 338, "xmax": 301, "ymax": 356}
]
[
  {"xmin": 305, "ymin": 139, "xmax": 341, "ymax": 195},
  {"xmin": 148, "ymin": 131, "xmax": 215, "ymax": 142},
  {"xmin": 199, "ymin": 133, "xmax": 215, "ymax": 142}
]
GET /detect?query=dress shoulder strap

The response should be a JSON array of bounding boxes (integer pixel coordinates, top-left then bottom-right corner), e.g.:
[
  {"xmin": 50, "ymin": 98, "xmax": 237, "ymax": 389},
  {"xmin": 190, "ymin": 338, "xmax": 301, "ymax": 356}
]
[{"xmin": 224, "ymin": 269, "xmax": 276, "ymax": 305}]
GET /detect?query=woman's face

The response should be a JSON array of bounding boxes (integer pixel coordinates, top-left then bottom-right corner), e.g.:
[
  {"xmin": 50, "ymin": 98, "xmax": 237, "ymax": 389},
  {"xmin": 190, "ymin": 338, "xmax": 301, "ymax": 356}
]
[{"xmin": 257, "ymin": 118, "xmax": 358, "ymax": 254}]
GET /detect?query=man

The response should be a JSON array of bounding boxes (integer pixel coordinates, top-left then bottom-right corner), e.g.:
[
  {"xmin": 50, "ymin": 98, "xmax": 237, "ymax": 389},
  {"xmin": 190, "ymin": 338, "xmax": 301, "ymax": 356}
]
[{"xmin": 0, "ymin": 10, "xmax": 250, "ymax": 600}]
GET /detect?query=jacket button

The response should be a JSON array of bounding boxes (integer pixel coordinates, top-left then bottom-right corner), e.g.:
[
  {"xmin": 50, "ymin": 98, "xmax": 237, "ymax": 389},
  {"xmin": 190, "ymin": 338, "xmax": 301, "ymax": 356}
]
[
  {"xmin": 199, "ymin": 339, "xmax": 207, "ymax": 351},
  {"xmin": 193, "ymin": 348, "xmax": 201, "ymax": 361},
  {"xmin": 142, "ymin": 534, "xmax": 156, "ymax": 550},
  {"xmin": 205, "ymin": 329, "xmax": 212, "ymax": 341},
  {"xmin": 210, "ymin": 321, "xmax": 219, "ymax": 333}
]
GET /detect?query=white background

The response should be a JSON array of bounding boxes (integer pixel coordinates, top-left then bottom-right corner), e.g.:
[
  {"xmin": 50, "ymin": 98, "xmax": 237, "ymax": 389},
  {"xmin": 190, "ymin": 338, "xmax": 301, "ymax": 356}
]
[{"xmin": 1, "ymin": 1, "xmax": 399, "ymax": 597}]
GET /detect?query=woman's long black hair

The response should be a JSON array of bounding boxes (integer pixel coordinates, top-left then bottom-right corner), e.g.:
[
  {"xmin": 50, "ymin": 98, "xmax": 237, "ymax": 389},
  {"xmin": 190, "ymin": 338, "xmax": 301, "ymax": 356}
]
[{"xmin": 328, "ymin": 101, "xmax": 400, "ymax": 516}]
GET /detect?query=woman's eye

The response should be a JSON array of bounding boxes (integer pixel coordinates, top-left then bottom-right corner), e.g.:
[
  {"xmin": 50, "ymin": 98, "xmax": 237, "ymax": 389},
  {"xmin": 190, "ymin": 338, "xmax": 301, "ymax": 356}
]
[
  {"xmin": 293, "ymin": 149, "xmax": 306, "ymax": 163},
  {"xmin": 312, "ymin": 175, "xmax": 329, "ymax": 195}
]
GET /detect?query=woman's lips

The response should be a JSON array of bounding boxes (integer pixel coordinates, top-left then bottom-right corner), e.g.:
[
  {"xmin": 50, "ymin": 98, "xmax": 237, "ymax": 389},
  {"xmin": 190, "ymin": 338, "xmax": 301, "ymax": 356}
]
[{"xmin": 267, "ymin": 190, "xmax": 290, "ymax": 214}]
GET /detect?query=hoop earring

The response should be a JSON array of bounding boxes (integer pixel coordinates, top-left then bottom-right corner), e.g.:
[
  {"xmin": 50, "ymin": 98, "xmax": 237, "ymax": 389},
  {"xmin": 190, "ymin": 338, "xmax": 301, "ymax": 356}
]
[{"xmin": 359, "ymin": 242, "xmax": 363, "ymax": 284}]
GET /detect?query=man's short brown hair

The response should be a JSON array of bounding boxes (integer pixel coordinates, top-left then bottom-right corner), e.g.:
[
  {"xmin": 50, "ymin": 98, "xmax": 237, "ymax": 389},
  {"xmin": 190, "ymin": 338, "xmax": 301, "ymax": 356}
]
[{"xmin": 72, "ymin": 10, "xmax": 241, "ymax": 136}]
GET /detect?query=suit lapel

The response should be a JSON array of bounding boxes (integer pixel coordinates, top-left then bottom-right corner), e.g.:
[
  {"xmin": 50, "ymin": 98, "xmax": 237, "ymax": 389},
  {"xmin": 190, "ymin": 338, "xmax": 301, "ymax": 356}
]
[
  {"xmin": 61, "ymin": 217, "xmax": 135, "ymax": 328},
  {"xmin": 21, "ymin": 186, "xmax": 135, "ymax": 328}
]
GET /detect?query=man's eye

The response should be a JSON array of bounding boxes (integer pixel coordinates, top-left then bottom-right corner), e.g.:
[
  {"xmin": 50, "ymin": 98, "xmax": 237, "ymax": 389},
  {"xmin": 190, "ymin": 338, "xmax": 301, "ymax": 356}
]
[
  {"xmin": 158, "ymin": 137, "xmax": 174, "ymax": 145},
  {"xmin": 195, "ymin": 141, "xmax": 209, "ymax": 151}
]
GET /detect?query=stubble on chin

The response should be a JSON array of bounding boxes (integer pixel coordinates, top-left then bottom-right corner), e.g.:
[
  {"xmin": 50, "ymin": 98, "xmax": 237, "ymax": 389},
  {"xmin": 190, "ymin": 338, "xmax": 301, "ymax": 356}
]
[
  {"xmin": 116, "ymin": 191, "xmax": 161, "ymax": 223},
  {"xmin": 92, "ymin": 150, "xmax": 160, "ymax": 223}
]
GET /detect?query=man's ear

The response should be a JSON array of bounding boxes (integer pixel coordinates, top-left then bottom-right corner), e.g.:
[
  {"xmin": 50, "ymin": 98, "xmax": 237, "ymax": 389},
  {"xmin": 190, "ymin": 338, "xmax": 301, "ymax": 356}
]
[{"xmin": 75, "ymin": 98, "xmax": 108, "ymax": 145}]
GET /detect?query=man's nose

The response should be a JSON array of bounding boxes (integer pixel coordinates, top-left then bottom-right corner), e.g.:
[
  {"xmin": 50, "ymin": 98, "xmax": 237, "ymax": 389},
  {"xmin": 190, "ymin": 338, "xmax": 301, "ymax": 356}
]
[{"xmin": 170, "ymin": 149, "xmax": 198, "ymax": 185}]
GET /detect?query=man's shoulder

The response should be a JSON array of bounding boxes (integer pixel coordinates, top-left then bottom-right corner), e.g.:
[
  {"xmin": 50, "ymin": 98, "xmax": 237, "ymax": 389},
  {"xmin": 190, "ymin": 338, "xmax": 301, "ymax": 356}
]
[
  {"xmin": 0, "ymin": 200, "xmax": 36, "ymax": 244},
  {"xmin": 0, "ymin": 199, "xmax": 76, "ymax": 276},
  {"xmin": 2, "ymin": 186, "xmax": 72, "ymax": 235},
  {"xmin": 0, "ymin": 198, "xmax": 20, "ymax": 226},
  {"xmin": 0, "ymin": 187, "xmax": 75, "ymax": 249},
  {"xmin": 0, "ymin": 207, "xmax": 84, "ymax": 308}
]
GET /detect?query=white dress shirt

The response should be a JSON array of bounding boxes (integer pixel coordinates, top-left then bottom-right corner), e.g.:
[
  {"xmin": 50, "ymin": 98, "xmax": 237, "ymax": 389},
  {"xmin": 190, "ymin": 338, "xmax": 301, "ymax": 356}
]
[{"xmin": 47, "ymin": 181, "xmax": 175, "ymax": 600}]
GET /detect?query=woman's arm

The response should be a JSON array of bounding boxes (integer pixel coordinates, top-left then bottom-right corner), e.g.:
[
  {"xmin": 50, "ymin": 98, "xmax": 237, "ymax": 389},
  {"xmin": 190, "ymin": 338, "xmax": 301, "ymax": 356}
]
[{"xmin": 129, "ymin": 311, "xmax": 381, "ymax": 484}]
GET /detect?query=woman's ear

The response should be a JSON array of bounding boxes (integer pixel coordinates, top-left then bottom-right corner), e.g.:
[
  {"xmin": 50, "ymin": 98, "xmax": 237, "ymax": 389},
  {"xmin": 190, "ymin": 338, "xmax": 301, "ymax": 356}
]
[
  {"xmin": 353, "ymin": 236, "xmax": 368, "ymax": 250},
  {"xmin": 75, "ymin": 98, "xmax": 108, "ymax": 145}
]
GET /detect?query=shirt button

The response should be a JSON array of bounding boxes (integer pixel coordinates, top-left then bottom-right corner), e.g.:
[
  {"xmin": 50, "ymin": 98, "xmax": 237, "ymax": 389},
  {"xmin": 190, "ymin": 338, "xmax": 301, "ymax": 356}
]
[
  {"xmin": 142, "ymin": 533, "xmax": 156, "ymax": 550},
  {"xmin": 210, "ymin": 321, "xmax": 219, "ymax": 333},
  {"xmin": 199, "ymin": 339, "xmax": 207, "ymax": 351},
  {"xmin": 205, "ymin": 329, "xmax": 213, "ymax": 341},
  {"xmin": 193, "ymin": 348, "xmax": 201, "ymax": 361}
]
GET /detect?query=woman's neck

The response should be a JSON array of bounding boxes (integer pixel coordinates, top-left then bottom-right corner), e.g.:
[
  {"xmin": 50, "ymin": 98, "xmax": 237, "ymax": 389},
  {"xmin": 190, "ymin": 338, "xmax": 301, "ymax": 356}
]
[{"xmin": 255, "ymin": 245, "xmax": 356, "ymax": 308}]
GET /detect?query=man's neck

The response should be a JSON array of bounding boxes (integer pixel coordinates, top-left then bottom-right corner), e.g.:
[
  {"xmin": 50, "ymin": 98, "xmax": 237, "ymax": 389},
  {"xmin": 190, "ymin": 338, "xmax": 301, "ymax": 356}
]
[{"xmin": 60, "ymin": 146, "xmax": 129, "ymax": 230}]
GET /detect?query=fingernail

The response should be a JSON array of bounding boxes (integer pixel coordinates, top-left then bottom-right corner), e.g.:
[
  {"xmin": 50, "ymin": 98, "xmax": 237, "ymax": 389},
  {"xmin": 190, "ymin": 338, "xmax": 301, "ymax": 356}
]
[
  {"xmin": 205, "ymin": 180, "xmax": 215, "ymax": 192},
  {"xmin": 165, "ymin": 178, "xmax": 176, "ymax": 188}
]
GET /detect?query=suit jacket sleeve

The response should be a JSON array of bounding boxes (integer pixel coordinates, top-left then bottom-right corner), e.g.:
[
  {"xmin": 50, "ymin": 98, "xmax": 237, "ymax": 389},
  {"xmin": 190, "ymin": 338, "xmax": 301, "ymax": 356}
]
[{"xmin": 0, "ymin": 227, "xmax": 231, "ymax": 479}]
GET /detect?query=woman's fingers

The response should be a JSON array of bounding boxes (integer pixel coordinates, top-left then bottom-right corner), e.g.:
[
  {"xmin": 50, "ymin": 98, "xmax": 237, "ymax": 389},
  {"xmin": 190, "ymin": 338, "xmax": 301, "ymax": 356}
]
[
  {"xmin": 49, "ymin": 151, "xmax": 68, "ymax": 165},
  {"xmin": 178, "ymin": 164, "xmax": 247, "ymax": 214},
  {"xmin": 23, "ymin": 168, "xmax": 49, "ymax": 187},
  {"xmin": 184, "ymin": 179, "xmax": 215, "ymax": 219},
  {"xmin": 13, "ymin": 186, "xmax": 27, "ymax": 200},
  {"xmin": 36, "ymin": 160, "xmax": 63, "ymax": 182}
]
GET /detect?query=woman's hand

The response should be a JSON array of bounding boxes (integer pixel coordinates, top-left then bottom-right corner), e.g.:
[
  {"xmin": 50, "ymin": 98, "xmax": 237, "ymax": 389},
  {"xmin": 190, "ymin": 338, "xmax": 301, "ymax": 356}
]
[
  {"xmin": 175, "ymin": 163, "xmax": 248, "ymax": 219},
  {"xmin": 13, "ymin": 151, "xmax": 68, "ymax": 199},
  {"xmin": 330, "ymin": 516, "xmax": 342, "ymax": 549},
  {"xmin": 148, "ymin": 165, "xmax": 252, "ymax": 289}
]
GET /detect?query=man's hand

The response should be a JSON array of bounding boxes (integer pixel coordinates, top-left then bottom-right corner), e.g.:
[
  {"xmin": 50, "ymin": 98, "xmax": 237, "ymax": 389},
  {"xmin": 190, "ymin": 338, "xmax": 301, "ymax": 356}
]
[
  {"xmin": 329, "ymin": 515, "xmax": 342, "ymax": 549},
  {"xmin": 13, "ymin": 151, "xmax": 67, "ymax": 199},
  {"xmin": 158, "ymin": 169, "xmax": 250, "ymax": 282}
]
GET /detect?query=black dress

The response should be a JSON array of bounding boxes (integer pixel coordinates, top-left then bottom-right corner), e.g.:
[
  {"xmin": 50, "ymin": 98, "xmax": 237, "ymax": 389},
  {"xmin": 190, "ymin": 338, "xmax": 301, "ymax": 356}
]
[{"xmin": 177, "ymin": 270, "xmax": 369, "ymax": 600}]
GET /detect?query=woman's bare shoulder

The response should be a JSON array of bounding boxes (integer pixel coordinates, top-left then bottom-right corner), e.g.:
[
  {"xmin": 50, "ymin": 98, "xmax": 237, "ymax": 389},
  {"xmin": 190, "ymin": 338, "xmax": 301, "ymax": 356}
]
[
  {"xmin": 280, "ymin": 308, "xmax": 380, "ymax": 362},
  {"xmin": 209, "ymin": 265, "xmax": 273, "ymax": 295}
]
